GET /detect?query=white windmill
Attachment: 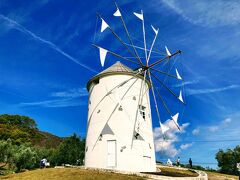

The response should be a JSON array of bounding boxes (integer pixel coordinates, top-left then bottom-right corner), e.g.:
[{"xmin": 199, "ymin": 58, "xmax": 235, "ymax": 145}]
[{"xmin": 84, "ymin": 3, "xmax": 185, "ymax": 172}]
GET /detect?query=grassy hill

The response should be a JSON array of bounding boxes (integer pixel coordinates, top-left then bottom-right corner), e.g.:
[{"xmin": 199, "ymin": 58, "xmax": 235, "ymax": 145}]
[
  {"xmin": 1, "ymin": 168, "xmax": 145, "ymax": 180},
  {"xmin": 2, "ymin": 167, "xmax": 239, "ymax": 180},
  {"xmin": 0, "ymin": 114, "xmax": 62, "ymax": 148}
]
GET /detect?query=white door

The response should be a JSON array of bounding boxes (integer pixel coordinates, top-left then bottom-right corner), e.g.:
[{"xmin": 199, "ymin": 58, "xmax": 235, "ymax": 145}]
[
  {"xmin": 143, "ymin": 156, "xmax": 151, "ymax": 170},
  {"xmin": 107, "ymin": 140, "xmax": 116, "ymax": 167}
]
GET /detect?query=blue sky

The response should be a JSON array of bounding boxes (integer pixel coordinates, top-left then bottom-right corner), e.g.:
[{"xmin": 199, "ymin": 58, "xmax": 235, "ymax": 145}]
[{"xmin": 0, "ymin": 0, "xmax": 240, "ymax": 169}]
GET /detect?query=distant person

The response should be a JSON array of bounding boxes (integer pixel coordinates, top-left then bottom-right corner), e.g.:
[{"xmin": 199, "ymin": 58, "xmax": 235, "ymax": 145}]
[
  {"xmin": 189, "ymin": 158, "xmax": 192, "ymax": 168},
  {"xmin": 177, "ymin": 157, "xmax": 180, "ymax": 167}
]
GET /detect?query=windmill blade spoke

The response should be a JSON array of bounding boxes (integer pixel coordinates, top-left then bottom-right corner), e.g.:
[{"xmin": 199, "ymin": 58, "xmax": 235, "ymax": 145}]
[
  {"xmin": 147, "ymin": 27, "xmax": 159, "ymax": 65},
  {"xmin": 147, "ymin": 71, "xmax": 162, "ymax": 130},
  {"xmin": 97, "ymin": 14, "xmax": 141, "ymax": 64},
  {"xmin": 150, "ymin": 72, "xmax": 185, "ymax": 105},
  {"xmin": 141, "ymin": 10, "xmax": 148, "ymax": 63},
  {"xmin": 131, "ymin": 71, "xmax": 146, "ymax": 148},
  {"xmin": 92, "ymin": 44, "xmax": 140, "ymax": 65},
  {"xmin": 148, "ymin": 50, "xmax": 181, "ymax": 69},
  {"xmin": 149, "ymin": 67, "xmax": 181, "ymax": 80},
  {"xmin": 92, "ymin": 77, "xmax": 139, "ymax": 150},
  {"xmin": 114, "ymin": 3, "xmax": 143, "ymax": 66},
  {"xmin": 152, "ymin": 83, "xmax": 180, "ymax": 130},
  {"xmin": 140, "ymin": 71, "xmax": 147, "ymax": 105},
  {"xmin": 134, "ymin": 10, "xmax": 148, "ymax": 64},
  {"xmin": 125, "ymin": 43, "xmax": 165, "ymax": 56}
]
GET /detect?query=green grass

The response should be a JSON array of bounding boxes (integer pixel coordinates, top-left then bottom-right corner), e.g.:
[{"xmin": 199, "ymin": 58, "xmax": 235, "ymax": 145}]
[
  {"xmin": 154, "ymin": 166, "xmax": 198, "ymax": 177},
  {"xmin": 1, "ymin": 168, "xmax": 145, "ymax": 180},
  {"xmin": 2, "ymin": 166, "xmax": 239, "ymax": 180}
]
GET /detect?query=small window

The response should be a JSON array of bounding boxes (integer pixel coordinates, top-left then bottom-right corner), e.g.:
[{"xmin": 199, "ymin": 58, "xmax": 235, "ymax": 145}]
[
  {"xmin": 99, "ymin": 134, "xmax": 102, "ymax": 141},
  {"xmin": 86, "ymin": 146, "xmax": 88, "ymax": 152},
  {"xmin": 118, "ymin": 106, "xmax": 123, "ymax": 111},
  {"xmin": 97, "ymin": 109, "xmax": 100, "ymax": 113},
  {"xmin": 89, "ymin": 100, "xmax": 91, "ymax": 105},
  {"xmin": 133, "ymin": 96, "xmax": 136, "ymax": 100},
  {"xmin": 134, "ymin": 133, "xmax": 139, "ymax": 139},
  {"xmin": 139, "ymin": 105, "xmax": 146, "ymax": 120}
]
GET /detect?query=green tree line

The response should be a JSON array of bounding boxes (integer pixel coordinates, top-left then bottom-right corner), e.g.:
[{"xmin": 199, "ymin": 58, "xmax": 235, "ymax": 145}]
[{"xmin": 0, "ymin": 114, "xmax": 85, "ymax": 174}]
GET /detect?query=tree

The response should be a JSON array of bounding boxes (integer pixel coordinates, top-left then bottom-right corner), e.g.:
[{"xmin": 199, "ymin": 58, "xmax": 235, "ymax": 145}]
[
  {"xmin": 0, "ymin": 139, "xmax": 15, "ymax": 168},
  {"xmin": 216, "ymin": 145, "xmax": 240, "ymax": 175},
  {"xmin": 55, "ymin": 134, "xmax": 85, "ymax": 165},
  {"xmin": 13, "ymin": 145, "xmax": 38, "ymax": 172}
]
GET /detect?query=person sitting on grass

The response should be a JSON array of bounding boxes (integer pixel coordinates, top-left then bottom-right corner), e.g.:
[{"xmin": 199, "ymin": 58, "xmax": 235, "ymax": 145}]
[
  {"xmin": 167, "ymin": 159, "xmax": 173, "ymax": 166},
  {"xmin": 40, "ymin": 158, "xmax": 47, "ymax": 168}
]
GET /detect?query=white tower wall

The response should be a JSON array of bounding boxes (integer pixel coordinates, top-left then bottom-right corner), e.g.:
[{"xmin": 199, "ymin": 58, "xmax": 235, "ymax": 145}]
[{"xmin": 85, "ymin": 65, "xmax": 156, "ymax": 172}]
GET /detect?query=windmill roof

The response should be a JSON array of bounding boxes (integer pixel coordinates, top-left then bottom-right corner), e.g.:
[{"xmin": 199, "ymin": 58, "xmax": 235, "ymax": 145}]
[
  {"xmin": 98, "ymin": 61, "xmax": 133, "ymax": 75},
  {"xmin": 87, "ymin": 61, "xmax": 150, "ymax": 91}
]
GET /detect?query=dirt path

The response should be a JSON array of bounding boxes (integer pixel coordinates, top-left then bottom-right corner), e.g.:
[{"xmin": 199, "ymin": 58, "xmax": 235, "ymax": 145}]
[{"xmin": 207, "ymin": 172, "xmax": 238, "ymax": 180}]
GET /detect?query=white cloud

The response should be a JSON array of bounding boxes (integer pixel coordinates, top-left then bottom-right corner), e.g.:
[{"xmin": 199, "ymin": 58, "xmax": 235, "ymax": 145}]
[
  {"xmin": 180, "ymin": 143, "xmax": 193, "ymax": 150},
  {"xmin": 192, "ymin": 128, "xmax": 200, "ymax": 135},
  {"xmin": 161, "ymin": 0, "xmax": 240, "ymax": 27},
  {"xmin": 154, "ymin": 119, "xmax": 190, "ymax": 157},
  {"xmin": 208, "ymin": 126, "xmax": 219, "ymax": 133},
  {"xmin": 204, "ymin": 117, "xmax": 232, "ymax": 133},
  {"xmin": 223, "ymin": 118, "xmax": 232, "ymax": 124}
]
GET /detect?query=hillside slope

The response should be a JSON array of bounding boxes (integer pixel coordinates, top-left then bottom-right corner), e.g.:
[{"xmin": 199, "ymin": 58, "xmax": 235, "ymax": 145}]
[{"xmin": 0, "ymin": 114, "xmax": 62, "ymax": 148}]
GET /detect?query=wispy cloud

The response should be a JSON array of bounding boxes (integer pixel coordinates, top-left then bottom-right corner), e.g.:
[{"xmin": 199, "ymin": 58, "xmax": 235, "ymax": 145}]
[
  {"xmin": 0, "ymin": 14, "xmax": 97, "ymax": 73},
  {"xmin": 19, "ymin": 98, "xmax": 86, "ymax": 108},
  {"xmin": 172, "ymin": 80, "xmax": 199, "ymax": 88},
  {"xmin": 208, "ymin": 126, "xmax": 219, "ymax": 133},
  {"xmin": 51, "ymin": 88, "xmax": 88, "ymax": 98},
  {"xmin": 19, "ymin": 87, "xmax": 88, "ymax": 108},
  {"xmin": 192, "ymin": 128, "xmax": 200, "ymax": 135},
  {"xmin": 154, "ymin": 120, "xmax": 190, "ymax": 157},
  {"xmin": 187, "ymin": 85, "xmax": 240, "ymax": 96},
  {"xmin": 194, "ymin": 117, "xmax": 233, "ymax": 134},
  {"xmin": 208, "ymin": 117, "xmax": 233, "ymax": 133},
  {"xmin": 161, "ymin": 0, "xmax": 240, "ymax": 27}
]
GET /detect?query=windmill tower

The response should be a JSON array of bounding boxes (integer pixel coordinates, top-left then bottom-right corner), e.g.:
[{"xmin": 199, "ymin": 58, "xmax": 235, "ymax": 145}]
[
  {"xmin": 84, "ymin": 2, "xmax": 186, "ymax": 173},
  {"xmin": 85, "ymin": 61, "xmax": 156, "ymax": 172}
]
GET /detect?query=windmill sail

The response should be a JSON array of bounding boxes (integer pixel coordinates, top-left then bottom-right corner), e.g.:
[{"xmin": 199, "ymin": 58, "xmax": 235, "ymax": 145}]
[
  {"xmin": 160, "ymin": 122, "xmax": 169, "ymax": 134},
  {"xmin": 151, "ymin": 25, "xmax": 158, "ymax": 35},
  {"xmin": 113, "ymin": 8, "xmax": 121, "ymax": 17},
  {"xmin": 176, "ymin": 68, "xmax": 182, "ymax": 80},
  {"xmin": 178, "ymin": 90, "xmax": 184, "ymax": 103},
  {"xmin": 172, "ymin": 113, "xmax": 179, "ymax": 123},
  {"xmin": 101, "ymin": 18, "xmax": 109, "ymax": 32},
  {"xmin": 165, "ymin": 46, "xmax": 171, "ymax": 56},
  {"xmin": 99, "ymin": 47, "xmax": 108, "ymax": 67},
  {"xmin": 171, "ymin": 113, "xmax": 180, "ymax": 129},
  {"xmin": 133, "ymin": 12, "xmax": 143, "ymax": 20}
]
